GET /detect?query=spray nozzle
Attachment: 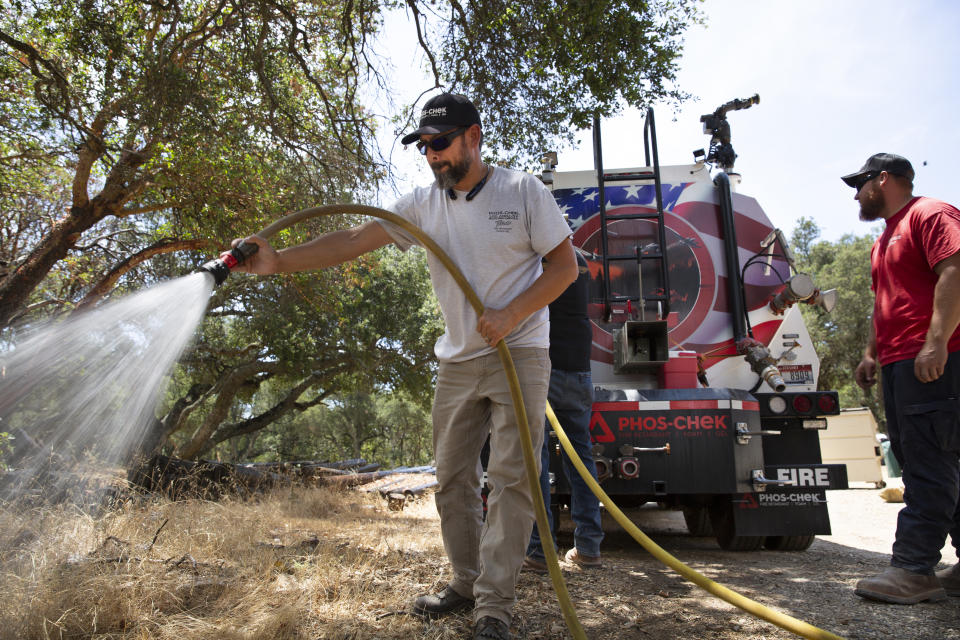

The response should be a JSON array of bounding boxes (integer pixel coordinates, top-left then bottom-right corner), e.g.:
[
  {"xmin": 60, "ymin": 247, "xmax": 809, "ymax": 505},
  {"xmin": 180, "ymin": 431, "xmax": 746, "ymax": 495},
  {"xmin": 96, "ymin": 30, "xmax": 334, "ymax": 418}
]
[{"xmin": 198, "ymin": 240, "xmax": 259, "ymax": 286}]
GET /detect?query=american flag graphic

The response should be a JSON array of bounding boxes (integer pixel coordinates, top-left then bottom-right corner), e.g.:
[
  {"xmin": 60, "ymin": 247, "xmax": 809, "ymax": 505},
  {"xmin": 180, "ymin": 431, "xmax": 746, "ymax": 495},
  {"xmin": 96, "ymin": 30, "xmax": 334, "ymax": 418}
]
[{"xmin": 553, "ymin": 182, "xmax": 791, "ymax": 370}]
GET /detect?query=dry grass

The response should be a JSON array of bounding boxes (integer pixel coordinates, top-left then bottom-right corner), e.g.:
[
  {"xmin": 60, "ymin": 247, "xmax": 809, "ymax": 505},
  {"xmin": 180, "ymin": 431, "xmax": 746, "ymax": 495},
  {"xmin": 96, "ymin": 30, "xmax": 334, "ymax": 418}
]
[
  {"xmin": 0, "ymin": 485, "xmax": 461, "ymax": 640},
  {"xmin": 8, "ymin": 484, "xmax": 953, "ymax": 640}
]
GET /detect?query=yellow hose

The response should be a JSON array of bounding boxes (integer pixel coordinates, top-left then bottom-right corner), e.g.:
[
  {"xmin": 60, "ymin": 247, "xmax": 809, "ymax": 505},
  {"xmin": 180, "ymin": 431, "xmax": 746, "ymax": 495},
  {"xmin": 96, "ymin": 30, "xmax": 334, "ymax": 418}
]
[
  {"xmin": 546, "ymin": 403, "xmax": 846, "ymax": 640},
  {"xmin": 254, "ymin": 203, "xmax": 845, "ymax": 640},
  {"xmin": 255, "ymin": 205, "xmax": 586, "ymax": 639}
]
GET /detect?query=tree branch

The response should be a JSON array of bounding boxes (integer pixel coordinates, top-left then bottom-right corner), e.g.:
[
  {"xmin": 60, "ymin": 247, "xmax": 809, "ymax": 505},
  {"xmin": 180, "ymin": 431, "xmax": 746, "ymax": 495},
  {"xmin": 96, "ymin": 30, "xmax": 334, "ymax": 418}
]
[
  {"xmin": 404, "ymin": 0, "xmax": 442, "ymax": 87},
  {"xmin": 176, "ymin": 359, "xmax": 285, "ymax": 459},
  {"xmin": 73, "ymin": 238, "xmax": 216, "ymax": 311},
  {"xmin": 198, "ymin": 357, "xmax": 353, "ymax": 455}
]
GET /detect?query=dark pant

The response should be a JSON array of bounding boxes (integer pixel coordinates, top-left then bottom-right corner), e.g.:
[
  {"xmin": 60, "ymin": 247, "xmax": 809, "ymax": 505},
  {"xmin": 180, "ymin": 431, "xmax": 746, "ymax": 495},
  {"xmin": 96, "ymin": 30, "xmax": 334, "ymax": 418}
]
[
  {"xmin": 527, "ymin": 368, "xmax": 604, "ymax": 560},
  {"xmin": 882, "ymin": 351, "xmax": 960, "ymax": 573}
]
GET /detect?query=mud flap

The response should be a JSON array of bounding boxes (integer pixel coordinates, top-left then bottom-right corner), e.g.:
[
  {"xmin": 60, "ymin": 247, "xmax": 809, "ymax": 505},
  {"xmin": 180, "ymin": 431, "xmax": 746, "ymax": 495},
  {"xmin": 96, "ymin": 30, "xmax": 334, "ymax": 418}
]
[{"xmin": 729, "ymin": 489, "xmax": 832, "ymax": 536}]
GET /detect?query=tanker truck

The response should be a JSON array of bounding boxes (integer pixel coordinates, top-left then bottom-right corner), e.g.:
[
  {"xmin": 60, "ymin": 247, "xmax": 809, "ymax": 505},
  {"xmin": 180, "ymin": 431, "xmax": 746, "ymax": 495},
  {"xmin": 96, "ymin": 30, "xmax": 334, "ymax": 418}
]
[{"xmin": 537, "ymin": 96, "xmax": 845, "ymax": 551}]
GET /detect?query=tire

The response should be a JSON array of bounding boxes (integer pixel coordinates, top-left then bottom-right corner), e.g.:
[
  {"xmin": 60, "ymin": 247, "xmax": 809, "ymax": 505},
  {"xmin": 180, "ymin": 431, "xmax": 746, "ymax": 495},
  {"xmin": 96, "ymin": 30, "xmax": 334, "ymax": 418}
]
[
  {"xmin": 716, "ymin": 530, "xmax": 764, "ymax": 551},
  {"xmin": 709, "ymin": 503, "xmax": 763, "ymax": 551},
  {"xmin": 682, "ymin": 506, "xmax": 713, "ymax": 536},
  {"xmin": 764, "ymin": 535, "xmax": 816, "ymax": 551}
]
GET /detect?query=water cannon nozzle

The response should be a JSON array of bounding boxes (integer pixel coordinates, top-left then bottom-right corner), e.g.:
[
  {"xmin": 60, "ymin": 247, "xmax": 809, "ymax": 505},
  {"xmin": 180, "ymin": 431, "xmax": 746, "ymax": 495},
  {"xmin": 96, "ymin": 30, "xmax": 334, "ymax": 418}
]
[
  {"xmin": 769, "ymin": 273, "xmax": 817, "ymax": 314},
  {"xmin": 198, "ymin": 241, "xmax": 259, "ymax": 286}
]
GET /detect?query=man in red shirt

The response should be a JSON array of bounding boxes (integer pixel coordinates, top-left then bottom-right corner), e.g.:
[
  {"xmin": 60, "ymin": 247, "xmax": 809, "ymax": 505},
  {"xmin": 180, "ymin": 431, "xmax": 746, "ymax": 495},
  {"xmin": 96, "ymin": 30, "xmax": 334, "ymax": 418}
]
[{"xmin": 847, "ymin": 153, "xmax": 960, "ymax": 603}]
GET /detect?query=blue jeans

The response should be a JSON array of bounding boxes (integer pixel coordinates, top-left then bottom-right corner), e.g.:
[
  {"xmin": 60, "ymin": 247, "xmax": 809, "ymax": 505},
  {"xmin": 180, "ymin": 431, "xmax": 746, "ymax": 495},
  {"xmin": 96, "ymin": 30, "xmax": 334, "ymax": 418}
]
[
  {"xmin": 882, "ymin": 351, "xmax": 960, "ymax": 573},
  {"xmin": 527, "ymin": 369, "xmax": 604, "ymax": 560}
]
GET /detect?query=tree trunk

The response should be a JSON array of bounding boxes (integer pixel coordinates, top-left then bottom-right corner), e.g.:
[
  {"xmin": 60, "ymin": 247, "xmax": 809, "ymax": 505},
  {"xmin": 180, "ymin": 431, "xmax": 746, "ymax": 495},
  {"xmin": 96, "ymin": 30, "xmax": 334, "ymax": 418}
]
[
  {"xmin": 132, "ymin": 383, "xmax": 212, "ymax": 462},
  {"xmin": 192, "ymin": 374, "xmax": 332, "ymax": 458},
  {"xmin": 0, "ymin": 120, "xmax": 153, "ymax": 328},
  {"xmin": 188, "ymin": 356, "xmax": 351, "ymax": 459},
  {"xmin": 0, "ymin": 204, "xmax": 98, "ymax": 326}
]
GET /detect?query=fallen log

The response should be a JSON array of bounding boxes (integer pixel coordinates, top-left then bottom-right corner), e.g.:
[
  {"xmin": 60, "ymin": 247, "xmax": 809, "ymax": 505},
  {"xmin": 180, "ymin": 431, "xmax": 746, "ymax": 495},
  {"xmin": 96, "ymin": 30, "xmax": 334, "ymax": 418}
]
[
  {"xmin": 125, "ymin": 456, "xmax": 434, "ymax": 498},
  {"xmin": 403, "ymin": 480, "xmax": 439, "ymax": 497},
  {"xmin": 239, "ymin": 458, "xmax": 367, "ymax": 472},
  {"xmin": 314, "ymin": 466, "xmax": 437, "ymax": 490},
  {"xmin": 127, "ymin": 455, "xmax": 283, "ymax": 498},
  {"xmin": 312, "ymin": 470, "xmax": 385, "ymax": 488}
]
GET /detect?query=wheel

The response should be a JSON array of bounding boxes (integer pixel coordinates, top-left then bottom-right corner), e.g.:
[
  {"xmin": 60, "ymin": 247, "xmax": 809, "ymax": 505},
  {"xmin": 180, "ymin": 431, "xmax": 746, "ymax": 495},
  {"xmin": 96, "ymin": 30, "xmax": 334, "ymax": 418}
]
[
  {"xmin": 682, "ymin": 506, "xmax": 713, "ymax": 536},
  {"xmin": 764, "ymin": 535, "xmax": 816, "ymax": 551},
  {"xmin": 716, "ymin": 529, "xmax": 764, "ymax": 551},
  {"xmin": 874, "ymin": 480, "xmax": 887, "ymax": 489},
  {"xmin": 709, "ymin": 503, "xmax": 763, "ymax": 551}
]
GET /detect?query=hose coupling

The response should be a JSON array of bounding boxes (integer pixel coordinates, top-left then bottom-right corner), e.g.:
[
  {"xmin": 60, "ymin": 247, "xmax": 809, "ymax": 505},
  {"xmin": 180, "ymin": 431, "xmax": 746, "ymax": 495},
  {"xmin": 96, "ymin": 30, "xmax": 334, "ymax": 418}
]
[{"xmin": 737, "ymin": 337, "xmax": 786, "ymax": 392}]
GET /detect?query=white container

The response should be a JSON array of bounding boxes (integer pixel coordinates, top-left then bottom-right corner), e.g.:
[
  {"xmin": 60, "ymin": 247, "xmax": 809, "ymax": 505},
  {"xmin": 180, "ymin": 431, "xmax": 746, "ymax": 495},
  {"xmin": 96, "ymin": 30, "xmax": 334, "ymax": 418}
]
[{"xmin": 820, "ymin": 408, "xmax": 884, "ymax": 488}]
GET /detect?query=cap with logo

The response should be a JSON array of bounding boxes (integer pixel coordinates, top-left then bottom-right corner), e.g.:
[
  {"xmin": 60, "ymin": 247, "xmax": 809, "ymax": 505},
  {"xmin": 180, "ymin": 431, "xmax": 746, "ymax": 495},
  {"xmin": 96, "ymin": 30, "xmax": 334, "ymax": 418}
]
[
  {"xmin": 841, "ymin": 153, "xmax": 915, "ymax": 188},
  {"xmin": 401, "ymin": 93, "xmax": 481, "ymax": 145}
]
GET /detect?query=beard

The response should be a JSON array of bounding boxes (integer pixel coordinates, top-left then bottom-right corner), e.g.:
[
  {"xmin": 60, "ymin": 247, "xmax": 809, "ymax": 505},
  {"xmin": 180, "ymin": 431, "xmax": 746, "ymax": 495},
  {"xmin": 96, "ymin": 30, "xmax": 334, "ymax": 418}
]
[
  {"xmin": 431, "ymin": 154, "xmax": 472, "ymax": 190},
  {"xmin": 859, "ymin": 187, "xmax": 886, "ymax": 221}
]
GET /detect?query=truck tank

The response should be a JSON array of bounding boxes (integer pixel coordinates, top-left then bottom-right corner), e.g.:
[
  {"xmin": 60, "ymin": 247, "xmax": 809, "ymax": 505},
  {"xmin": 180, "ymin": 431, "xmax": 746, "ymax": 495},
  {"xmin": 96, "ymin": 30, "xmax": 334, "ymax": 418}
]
[{"xmin": 540, "ymin": 97, "xmax": 846, "ymax": 551}]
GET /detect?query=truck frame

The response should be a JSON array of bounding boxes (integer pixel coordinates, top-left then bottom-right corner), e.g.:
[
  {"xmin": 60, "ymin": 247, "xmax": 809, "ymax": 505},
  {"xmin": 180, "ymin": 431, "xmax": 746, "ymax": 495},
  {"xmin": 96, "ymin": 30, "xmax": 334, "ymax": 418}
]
[{"xmin": 540, "ymin": 97, "xmax": 846, "ymax": 551}]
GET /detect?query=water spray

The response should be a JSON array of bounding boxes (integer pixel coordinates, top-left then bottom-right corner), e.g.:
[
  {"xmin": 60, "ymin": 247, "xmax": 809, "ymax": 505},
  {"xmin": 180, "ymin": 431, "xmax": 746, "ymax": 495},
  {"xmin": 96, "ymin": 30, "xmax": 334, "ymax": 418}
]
[{"xmin": 197, "ymin": 241, "xmax": 259, "ymax": 286}]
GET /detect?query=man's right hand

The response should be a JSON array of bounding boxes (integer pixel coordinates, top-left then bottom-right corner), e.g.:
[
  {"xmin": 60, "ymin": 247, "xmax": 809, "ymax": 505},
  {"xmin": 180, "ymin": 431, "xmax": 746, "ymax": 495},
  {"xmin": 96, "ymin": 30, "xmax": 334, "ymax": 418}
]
[
  {"xmin": 230, "ymin": 235, "xmax": 279, "ymax": 275},
  {"xmin": 855, "ymin": 354, "xmax": 878, "ymax": 389}
]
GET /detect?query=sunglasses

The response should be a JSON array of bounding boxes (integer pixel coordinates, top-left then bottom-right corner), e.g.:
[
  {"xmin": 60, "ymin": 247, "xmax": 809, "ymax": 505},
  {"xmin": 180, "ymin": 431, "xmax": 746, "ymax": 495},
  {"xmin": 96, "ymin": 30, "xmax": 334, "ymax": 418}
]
[
  {"xmin": 852, "ymin": 171, "xmax": 880, "ymax": 193},
  {"xmin": 416, "ymin": 127, "xmax": 467, "ymax": 155}
]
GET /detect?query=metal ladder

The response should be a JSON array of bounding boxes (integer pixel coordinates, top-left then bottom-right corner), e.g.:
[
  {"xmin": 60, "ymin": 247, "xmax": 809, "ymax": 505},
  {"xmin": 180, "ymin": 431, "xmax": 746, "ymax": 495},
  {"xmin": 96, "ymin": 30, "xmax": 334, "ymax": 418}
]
[{"xmin": 592, "ymin": 108, "xmax": 671, "ymax": 323}]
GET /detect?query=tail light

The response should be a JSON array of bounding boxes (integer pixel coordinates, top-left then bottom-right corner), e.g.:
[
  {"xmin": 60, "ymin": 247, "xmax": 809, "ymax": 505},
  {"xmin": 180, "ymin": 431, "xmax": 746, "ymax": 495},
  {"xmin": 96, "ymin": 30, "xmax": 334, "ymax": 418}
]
[
  {"xmin": 817, "ymin": 394, "xmax": 838, "ymax": 413},
  {"xmin": 757, "ymin": 391, "xmax": 840, "ymax": 417},
  {"xmin": 792, "ymin": 394, "xmax": 813, "ymax": 414}
]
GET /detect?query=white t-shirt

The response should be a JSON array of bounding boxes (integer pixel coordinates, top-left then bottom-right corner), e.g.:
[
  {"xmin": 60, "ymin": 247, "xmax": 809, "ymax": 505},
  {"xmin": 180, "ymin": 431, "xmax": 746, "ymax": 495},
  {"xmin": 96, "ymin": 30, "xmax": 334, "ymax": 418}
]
[{"xmin": 382, "ymin": 167, "xmax": 571, "ymax": 363}]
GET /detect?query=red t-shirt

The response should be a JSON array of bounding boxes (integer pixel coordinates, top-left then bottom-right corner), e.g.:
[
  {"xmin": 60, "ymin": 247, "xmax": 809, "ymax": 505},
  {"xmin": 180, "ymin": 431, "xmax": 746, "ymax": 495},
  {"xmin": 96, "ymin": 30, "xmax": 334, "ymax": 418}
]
[{"xmin": 871, "ymin": 196, "xmax": 960, "ymax": 365}]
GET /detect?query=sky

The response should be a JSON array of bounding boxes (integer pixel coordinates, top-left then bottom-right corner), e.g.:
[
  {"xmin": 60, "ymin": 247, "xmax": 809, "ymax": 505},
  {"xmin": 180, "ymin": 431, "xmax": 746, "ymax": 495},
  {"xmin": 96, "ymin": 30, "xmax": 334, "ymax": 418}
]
[{"xmin": 376, "ymin": 0, "xmax": 960, "ymax": 243}]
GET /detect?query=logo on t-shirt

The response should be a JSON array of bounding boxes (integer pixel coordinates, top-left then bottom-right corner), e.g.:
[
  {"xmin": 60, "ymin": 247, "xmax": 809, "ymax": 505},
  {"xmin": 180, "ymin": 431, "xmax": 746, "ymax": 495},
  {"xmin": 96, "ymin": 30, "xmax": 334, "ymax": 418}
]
[
  {"xmin": 489, "ymin": 210, "xmax": 519, "ymax": 233},
  {"xmin": 888, "ymin": 234, "xmax": 902, "ymax": 247}
]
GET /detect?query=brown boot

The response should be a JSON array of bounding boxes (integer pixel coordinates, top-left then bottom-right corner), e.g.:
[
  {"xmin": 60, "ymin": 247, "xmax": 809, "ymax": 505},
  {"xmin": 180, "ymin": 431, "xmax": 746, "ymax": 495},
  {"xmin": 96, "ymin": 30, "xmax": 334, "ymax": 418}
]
[
  {"xmin": 564, "ymin": 547, "xmax": 602, "ymax": 568},
  {"xmin": 935, "ymin": 563, "xmax": 960, "ymax": 597},
  {"xmin": 854, "ymin": 566, "xmax": 947, "ymax": 604}
]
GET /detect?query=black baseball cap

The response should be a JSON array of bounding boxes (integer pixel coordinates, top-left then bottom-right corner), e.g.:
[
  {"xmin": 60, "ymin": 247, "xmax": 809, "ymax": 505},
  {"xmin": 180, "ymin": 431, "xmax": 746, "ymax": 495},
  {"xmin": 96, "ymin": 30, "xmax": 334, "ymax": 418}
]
[
  {"xmin": 841, "ymin": 153, "xmax": 915, "ymax": 188},
  {"xmin": 401, "ymin": 93, "xmax": 481, "ymax": 145}
]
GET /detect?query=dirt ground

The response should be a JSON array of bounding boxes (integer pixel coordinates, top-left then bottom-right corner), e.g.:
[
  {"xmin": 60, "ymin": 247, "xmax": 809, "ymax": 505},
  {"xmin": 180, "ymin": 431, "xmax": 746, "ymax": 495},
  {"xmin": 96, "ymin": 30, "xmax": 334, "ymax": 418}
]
[
  {"xmin": 492, "ymin": 474, "xmax": 959, "ymax": 640},
  {"xmin": 4, "ymin": 467, "xmax": 958, "ymax": 639}
]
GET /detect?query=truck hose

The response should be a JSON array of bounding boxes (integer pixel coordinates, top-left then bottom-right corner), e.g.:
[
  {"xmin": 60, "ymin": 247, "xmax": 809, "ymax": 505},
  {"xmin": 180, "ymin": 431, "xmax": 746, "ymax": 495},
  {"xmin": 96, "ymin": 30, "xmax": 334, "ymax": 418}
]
[
  {"xmin": 252, "ymin": 204, "xmax": 586, "ymax": 639},
  {"xmin": 248, "ymin": 203, "xmax": 844, "ymax": 640},
  {"xmin": 547, "ymin": 404, "xmax": 846, "ymax": 640}
]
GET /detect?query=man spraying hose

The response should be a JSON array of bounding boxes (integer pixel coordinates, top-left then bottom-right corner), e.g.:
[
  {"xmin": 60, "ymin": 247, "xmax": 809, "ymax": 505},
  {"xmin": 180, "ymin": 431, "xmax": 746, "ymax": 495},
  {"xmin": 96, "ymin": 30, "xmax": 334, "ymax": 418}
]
[{"xmin": 231, "ymin": 92, "xmax": 577, "ymax": 640}]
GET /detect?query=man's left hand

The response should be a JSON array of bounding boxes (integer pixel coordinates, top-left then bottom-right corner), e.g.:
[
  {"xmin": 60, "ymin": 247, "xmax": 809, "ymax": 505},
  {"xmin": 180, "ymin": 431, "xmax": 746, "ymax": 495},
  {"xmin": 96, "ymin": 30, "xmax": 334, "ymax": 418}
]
[
  {"xmin": 478, "ymin": 307, "xmax": 520, "ymax": 347},
  {"xmin": 915, "ymin": 340, "xmax": 948, "ymax": 383}
]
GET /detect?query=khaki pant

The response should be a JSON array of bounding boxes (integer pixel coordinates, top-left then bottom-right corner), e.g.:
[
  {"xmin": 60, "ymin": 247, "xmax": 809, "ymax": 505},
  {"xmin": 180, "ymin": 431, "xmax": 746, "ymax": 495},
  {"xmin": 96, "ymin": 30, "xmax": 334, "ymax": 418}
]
[{"xmin": 432, "ymin": 347, "xmax": 550, "ymax": 625}]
